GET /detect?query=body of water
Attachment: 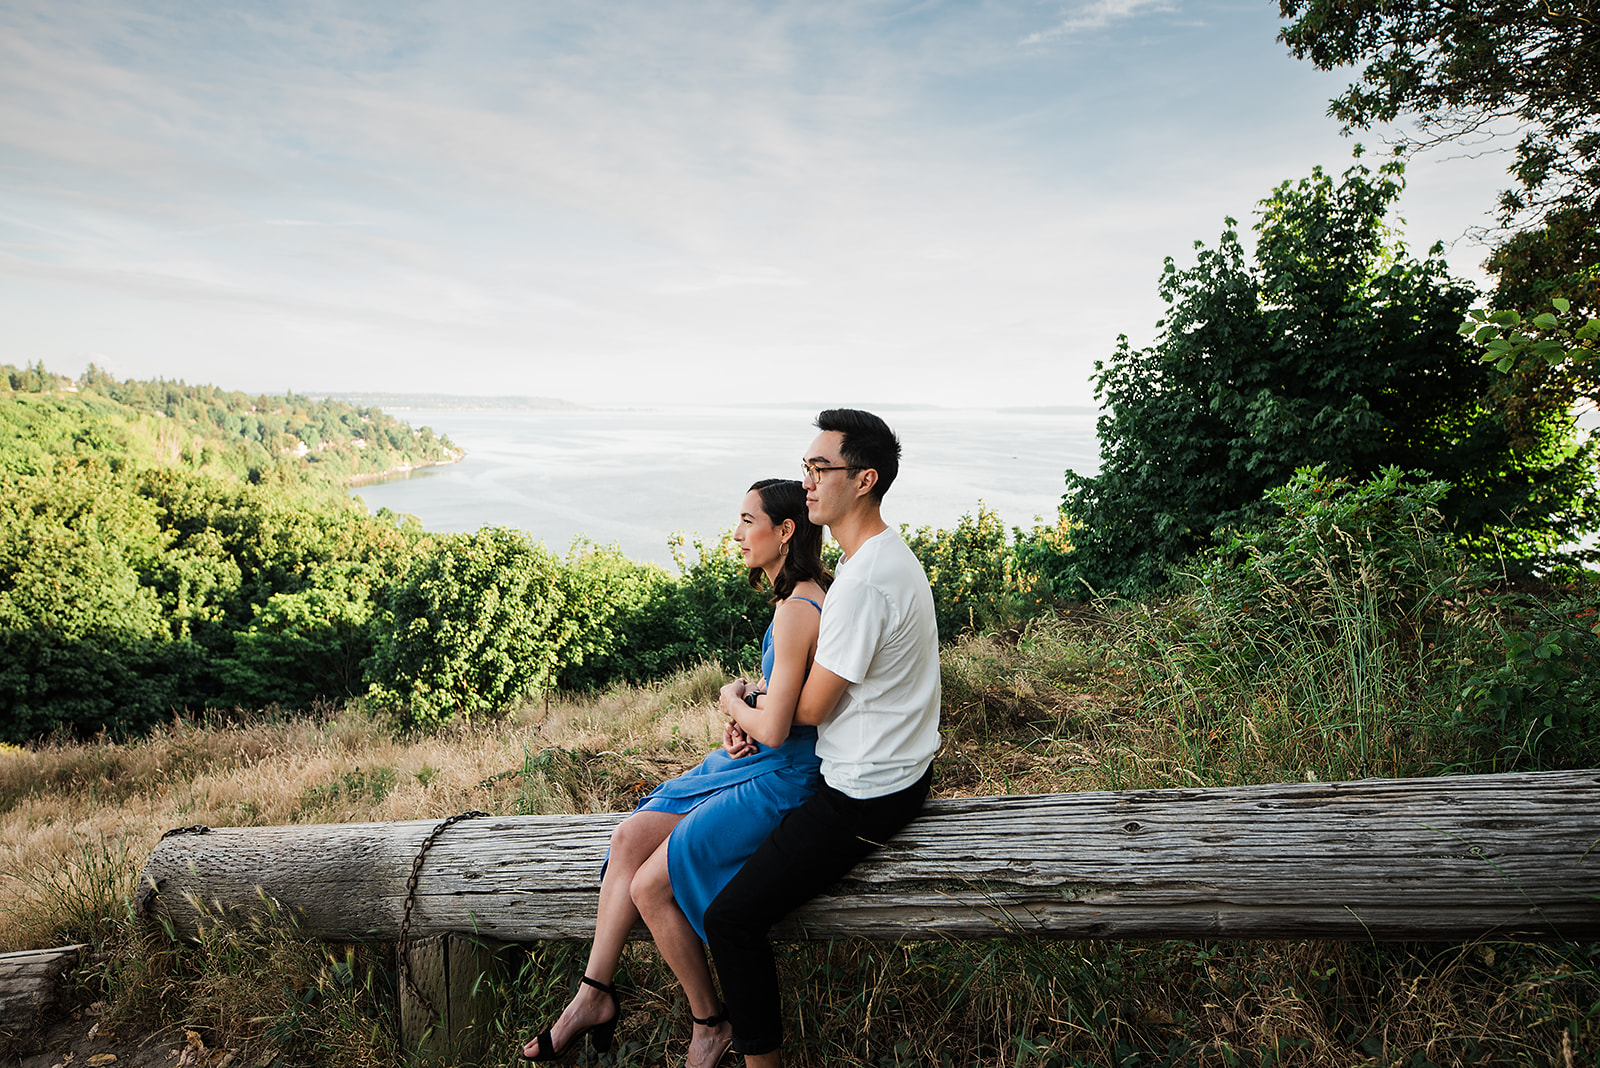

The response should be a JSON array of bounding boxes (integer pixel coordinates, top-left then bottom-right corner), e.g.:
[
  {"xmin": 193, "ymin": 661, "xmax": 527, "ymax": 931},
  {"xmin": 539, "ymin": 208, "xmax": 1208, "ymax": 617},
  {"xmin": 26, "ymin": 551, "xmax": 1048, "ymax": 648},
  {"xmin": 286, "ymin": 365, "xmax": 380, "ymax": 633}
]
[{"xmin": 351, "ymin": 406, "xmax": 1101, "ymax": 567}]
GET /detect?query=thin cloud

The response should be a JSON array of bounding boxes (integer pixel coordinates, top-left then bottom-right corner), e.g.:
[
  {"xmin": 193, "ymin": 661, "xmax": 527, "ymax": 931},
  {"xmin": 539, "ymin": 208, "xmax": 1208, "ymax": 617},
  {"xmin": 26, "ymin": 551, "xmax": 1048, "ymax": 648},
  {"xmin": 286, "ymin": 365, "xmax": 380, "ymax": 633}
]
[{"xmin": 1022, "ymin": 0, "xmax": 1179, "ymax": 44}]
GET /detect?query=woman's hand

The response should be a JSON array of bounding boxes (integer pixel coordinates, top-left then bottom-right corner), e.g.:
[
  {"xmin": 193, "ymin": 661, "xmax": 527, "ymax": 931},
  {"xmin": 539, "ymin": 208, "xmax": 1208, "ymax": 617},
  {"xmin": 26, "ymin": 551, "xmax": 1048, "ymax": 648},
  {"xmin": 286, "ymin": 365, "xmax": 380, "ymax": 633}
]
[
  {"xmin": 722, "ymin": 719, "xmax": 757, "ymax": 759},
  {"xmin": 718, "ymin": 679, "xmax": 759, "ymax": 758}
]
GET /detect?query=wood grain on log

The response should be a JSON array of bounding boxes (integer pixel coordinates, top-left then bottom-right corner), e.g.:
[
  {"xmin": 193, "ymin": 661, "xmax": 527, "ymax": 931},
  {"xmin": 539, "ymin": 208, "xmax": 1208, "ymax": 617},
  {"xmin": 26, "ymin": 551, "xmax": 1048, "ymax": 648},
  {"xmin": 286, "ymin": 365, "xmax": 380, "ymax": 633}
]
[{"xmin": 135, "ymin": 770, "xmax": 1600, "ymax": 944}]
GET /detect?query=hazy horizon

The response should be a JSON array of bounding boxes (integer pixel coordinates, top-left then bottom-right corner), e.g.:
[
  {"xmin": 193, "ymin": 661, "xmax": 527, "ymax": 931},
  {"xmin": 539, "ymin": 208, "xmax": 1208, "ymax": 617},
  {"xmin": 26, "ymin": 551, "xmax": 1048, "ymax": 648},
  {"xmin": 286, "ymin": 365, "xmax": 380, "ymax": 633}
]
[{"xmin": 1, "ymin": 2, "xmax": 1518, "ymax": 411}]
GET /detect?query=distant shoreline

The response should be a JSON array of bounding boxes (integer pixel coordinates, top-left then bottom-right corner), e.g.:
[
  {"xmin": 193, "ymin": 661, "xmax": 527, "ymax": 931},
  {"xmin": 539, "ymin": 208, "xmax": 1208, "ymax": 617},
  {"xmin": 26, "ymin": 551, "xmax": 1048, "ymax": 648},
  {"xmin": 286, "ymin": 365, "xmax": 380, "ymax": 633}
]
[
  {"xmin": 313, "ymin": 391, "xmax": 583, "ymax": 412},
  {"xmin": 344, "ymin": 452, "xmax": 464, "ymax": 488}
]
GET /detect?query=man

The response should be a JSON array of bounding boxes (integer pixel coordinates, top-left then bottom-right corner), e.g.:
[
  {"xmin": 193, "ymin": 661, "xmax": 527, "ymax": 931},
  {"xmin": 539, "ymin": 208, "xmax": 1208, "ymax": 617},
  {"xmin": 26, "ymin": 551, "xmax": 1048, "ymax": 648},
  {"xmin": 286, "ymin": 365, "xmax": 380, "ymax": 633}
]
[{"xmin": 703, "ymin": 407, "xmax": 941, "ymax": 1066}]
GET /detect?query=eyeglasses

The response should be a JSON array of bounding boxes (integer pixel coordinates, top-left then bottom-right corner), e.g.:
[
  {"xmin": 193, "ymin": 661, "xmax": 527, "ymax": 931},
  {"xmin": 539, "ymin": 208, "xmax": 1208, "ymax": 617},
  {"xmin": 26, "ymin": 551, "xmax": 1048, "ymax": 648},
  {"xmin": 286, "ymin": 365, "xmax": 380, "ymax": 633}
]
[{"xmin": 801, "ymin": 460, "xmax": 861, "ymax": 482}]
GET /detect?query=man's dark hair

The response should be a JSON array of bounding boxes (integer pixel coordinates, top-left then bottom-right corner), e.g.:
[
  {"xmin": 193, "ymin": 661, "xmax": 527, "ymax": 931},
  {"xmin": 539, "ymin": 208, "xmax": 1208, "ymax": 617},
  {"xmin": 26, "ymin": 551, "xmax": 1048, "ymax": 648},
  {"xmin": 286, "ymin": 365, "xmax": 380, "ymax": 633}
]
[{"xmin": 815, "ymin": 408, "xmax": 900, "ymax": 500}]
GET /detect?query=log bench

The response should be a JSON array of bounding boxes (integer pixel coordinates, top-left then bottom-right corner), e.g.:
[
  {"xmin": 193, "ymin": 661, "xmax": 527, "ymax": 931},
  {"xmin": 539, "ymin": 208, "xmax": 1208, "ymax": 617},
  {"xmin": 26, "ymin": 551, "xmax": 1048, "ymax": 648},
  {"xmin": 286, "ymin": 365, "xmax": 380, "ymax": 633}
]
[{"xmin": 133, "ymin": 769, "xmax": 1600, "ymax": 1062}]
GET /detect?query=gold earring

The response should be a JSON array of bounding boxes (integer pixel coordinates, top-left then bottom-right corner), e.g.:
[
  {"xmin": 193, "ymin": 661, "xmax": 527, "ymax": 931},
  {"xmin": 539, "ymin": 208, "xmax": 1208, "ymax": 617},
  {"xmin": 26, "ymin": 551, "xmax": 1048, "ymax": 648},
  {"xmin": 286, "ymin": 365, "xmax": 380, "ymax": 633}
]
[{"xmin": 780, "ymin": 541, "xmax": 789, "ymax": 556}]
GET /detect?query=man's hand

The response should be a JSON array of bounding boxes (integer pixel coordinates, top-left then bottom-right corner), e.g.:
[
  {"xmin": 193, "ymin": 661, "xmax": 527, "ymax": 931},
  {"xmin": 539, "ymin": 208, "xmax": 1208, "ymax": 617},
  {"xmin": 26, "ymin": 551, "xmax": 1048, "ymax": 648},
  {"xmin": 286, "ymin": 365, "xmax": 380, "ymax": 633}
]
[
  {"xmin": 719, "ymin": 678, "xmax": 748, "ymax": 720},
  {"xmin": 722, "ymin": 719, "xmax": 757, "ymax": 759}
]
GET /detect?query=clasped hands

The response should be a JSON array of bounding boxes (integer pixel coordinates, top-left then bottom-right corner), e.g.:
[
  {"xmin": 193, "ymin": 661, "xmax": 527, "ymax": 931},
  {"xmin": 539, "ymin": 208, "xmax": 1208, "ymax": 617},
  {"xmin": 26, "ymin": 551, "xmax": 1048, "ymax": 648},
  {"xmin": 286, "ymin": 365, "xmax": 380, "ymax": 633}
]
[{"xmin": 719, "ymin": 678, "xmax": 759, "ymax": 759}]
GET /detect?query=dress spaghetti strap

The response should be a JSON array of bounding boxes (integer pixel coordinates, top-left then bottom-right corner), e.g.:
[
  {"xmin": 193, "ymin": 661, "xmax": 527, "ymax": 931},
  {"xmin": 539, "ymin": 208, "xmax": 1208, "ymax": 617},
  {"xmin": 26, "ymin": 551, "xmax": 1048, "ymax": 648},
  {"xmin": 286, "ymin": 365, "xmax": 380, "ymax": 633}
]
[{"xmin": 790, "ymin": 596, "xmax": 823, "ymax": 613}]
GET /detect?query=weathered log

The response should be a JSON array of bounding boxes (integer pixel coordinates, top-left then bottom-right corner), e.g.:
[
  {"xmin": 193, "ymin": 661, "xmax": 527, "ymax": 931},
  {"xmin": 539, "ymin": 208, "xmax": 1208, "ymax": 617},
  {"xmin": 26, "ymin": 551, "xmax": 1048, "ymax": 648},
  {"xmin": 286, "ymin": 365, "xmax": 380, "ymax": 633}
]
[
  {"xmin": 0, "ymin": 944, "xmax": 86, "ymax": 1033},
  {"xmin": 136, "ymin": 770, "xmax": 1600, "ymax": 944}
]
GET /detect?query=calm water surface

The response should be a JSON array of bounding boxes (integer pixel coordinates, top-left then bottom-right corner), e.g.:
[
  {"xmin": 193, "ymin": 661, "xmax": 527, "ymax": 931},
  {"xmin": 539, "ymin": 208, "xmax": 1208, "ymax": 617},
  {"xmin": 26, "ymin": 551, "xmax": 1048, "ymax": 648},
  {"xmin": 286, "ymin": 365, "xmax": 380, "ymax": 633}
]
[{"xmin": 351, "ymin": 406, "xmax": 1101, "ymax": 566}]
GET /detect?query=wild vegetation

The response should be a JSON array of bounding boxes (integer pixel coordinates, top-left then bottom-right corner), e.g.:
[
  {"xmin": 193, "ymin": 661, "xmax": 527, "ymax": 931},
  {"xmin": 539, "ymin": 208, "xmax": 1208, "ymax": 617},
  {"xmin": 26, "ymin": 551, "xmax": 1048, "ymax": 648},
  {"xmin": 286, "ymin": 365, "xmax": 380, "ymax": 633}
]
[
  {"xmin": 3, "ymin": 409, "xmax": 1597, "ymax": 1063},
  {"xmin": 2, "ymin": 541, "xmax": 1596, "ymax": 1064},
  {"xmin": 0, "ymin": 365, "xmax": 1058, "ymax": 743}
]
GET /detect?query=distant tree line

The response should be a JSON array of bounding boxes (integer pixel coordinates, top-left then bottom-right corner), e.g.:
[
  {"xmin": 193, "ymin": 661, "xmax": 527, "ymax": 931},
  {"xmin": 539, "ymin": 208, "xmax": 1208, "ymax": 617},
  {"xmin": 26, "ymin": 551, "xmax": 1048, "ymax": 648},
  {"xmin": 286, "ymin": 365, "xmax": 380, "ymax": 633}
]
[{"xmin": 0, "ymin": 368, "xmax": 1049, "ymax": 742}]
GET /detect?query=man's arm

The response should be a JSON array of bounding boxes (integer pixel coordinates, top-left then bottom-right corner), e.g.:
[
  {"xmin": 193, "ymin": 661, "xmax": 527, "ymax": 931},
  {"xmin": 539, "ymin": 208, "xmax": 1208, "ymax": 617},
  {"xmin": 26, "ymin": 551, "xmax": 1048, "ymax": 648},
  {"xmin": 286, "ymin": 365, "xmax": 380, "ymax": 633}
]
[{"xmin": 793, "ymin": 664, "xmax": 850, "ymax": 727}]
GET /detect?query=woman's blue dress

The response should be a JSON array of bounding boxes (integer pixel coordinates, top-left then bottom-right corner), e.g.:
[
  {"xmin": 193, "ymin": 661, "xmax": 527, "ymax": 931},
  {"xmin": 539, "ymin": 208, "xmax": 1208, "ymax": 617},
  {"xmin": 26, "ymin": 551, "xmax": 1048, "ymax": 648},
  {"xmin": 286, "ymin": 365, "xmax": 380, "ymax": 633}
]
[{"xmin": 631, "ymin": 601, "xmax": 822, "ymax": 940}]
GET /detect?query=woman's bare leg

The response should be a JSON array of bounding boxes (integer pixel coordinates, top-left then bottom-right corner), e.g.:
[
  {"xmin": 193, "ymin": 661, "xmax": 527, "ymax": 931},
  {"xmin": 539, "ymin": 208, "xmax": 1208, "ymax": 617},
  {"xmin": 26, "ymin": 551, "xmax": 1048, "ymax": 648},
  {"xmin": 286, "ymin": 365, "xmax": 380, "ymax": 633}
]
[
  {"xmin": 521, "ymin": 810, "xmax": 683, "ymax": 1058},
  {"xmin": 632, "ymin": 843, "xmax": 733, "ymax": 1068}
]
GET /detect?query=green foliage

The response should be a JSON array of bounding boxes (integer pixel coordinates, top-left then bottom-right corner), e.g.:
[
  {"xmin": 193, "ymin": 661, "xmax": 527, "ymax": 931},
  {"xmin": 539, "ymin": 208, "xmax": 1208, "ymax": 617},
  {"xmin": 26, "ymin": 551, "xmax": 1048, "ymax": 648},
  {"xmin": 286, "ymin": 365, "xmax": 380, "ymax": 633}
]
[
  {"xmin": 0, "ymin": 461, "xmax": 192, "ymax": 741},
  {"xmin": 561, "ymin": 534, "xmax": 773, "ymax": 687},
  {"xmin": 366, "ymin": 527, "xmax": 570, "ymax": 728},
  {"xmin": 0, "ymin": 364, "xmax": 458, "ymax": 494},
  {"xmin": 1464, "ymin": 295, "xmax": 1600, "ymax": 420},
  {"xmin": 1458, "ymin": 584, "xmax": 1600, "ymax": 769},
  {"xmin": 1050, "ymin": 159, "xmax": 1587, "ymax": 599},
  {"xmin": 0, "ymin": 361, "xmax": 72, "ymax": 393},
  {"xmin": 552, "ymin": 544, "xmax": 675, "ymax": 690},
  {"xmin": 1485, "ymin": 204, "xmax": 1600, "ymax": 324},
  {"xmin": 74, "ymin": 363, "xmax": 460, "ymax": 484},
  {"xmin": 1118, "ymin": 467, "xmax": 1483, "ymax": 782},
  {"xmin": 1202, "ymin": 466, "xmax": 1466, "ymax": 638},
  {"xmin": 222, "ymin": 585, "xmax": 380, "ymax": 711},
  {"xmin": 0, "ymin": 433, "xmax": 429, "ymax": 738},
  {"xmin": 903, "ymin": 505, "xmax": 1049, "ymax": 639},
  {"xmin": 0, "ymin": 362, "xmax": 1063, "ymax": 739}
]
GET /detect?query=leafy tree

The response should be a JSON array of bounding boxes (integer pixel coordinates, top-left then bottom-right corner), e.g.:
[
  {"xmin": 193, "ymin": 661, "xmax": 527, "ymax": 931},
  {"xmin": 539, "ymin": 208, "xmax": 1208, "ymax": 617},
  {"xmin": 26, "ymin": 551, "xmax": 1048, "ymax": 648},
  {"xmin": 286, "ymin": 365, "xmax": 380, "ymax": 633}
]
[
  {"xmin": 560, "ymin": 534, "xmax": 773, "ymax": 687},
  {"xmin": 1049, "ymin": 160, "xmax": 1589, "ymax": 599},
  {"xmin": 552, "ymin": 544, "xmax": 675, "ymax": 690},
  {"xmin": 1463, "ymin": 296, "xmax": 1600, "ymax": 435},
  {"xmin": 1278, "ymin": 0, "xmax": 1599, "ymax": 234},
  {"xmin": 0, "ymin": 462, "xmax": 191, "ymax": 740},
  {"xmin": 221, "ymin": 584, "xmax": 379, "ymax": 710},
  {"xmin": 1278, "ymin": 0, "xmax": 1600, "ymax": 438}
]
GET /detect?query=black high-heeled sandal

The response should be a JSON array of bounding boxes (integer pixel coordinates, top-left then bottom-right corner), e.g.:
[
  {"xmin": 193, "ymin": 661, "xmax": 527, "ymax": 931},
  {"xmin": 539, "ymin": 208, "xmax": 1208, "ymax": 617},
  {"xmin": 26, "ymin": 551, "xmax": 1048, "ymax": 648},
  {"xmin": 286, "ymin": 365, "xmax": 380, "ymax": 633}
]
[
  {"xmin": 690, "ymin": 1004, "xmax": 731, "ymax": 1068},
  {"xmin": 520, "ymin": 975, "xmax": 621, "ymax": 1062}
]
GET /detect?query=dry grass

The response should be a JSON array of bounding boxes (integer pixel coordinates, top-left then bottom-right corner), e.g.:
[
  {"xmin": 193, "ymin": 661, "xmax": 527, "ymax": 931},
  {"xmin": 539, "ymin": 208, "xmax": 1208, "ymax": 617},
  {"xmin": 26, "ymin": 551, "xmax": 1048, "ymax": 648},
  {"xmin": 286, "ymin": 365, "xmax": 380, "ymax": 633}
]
[
  {"xmin": 3, "ymin": 630, "xmax": 1597, "ymax": 1067},
  {"xmin": 0, "ymin": 662, "xmax": 731, "ymax": 954}
]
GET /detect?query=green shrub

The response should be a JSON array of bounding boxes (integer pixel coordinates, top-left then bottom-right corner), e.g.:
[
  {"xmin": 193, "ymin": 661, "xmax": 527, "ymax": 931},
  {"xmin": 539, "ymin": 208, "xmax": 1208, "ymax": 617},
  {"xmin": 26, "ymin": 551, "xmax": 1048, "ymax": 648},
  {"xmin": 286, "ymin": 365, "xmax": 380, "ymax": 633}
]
[
  {"xmin": 904, "ymin": 505, "xmax": 1050, "ymax": 639},
  {"xmin": 565, "ymin": 534, "xmax": 772, "ymax": 685},
  {"xmin": 365, "ymin": 527, "xmax": 569, "ymax": 728},
  {"xmin": 1199, "ymin": 464, "xmax": 1469, "ymax": 641},
  {"xmin": 552, "ymin": 543, "xmax": 675, "ymax": 690}
]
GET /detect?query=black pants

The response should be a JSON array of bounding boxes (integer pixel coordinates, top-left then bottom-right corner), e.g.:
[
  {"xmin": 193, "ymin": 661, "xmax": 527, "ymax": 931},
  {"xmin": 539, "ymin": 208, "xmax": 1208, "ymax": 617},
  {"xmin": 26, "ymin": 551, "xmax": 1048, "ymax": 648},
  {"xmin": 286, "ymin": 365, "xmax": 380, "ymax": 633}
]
[{"xmin": 702, "ymin": 763, "xmax": 932, "ymax": 1055}]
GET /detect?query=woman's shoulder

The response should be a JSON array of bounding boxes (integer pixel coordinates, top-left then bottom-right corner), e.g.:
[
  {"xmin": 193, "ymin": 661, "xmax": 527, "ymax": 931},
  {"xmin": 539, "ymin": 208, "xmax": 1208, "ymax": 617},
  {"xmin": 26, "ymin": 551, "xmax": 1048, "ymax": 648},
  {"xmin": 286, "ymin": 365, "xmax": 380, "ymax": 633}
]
[
  {"xmin": 776, "ymin": 583, "xmax": 826, "ymax": 618},
  {"xmin": 785, "ymin": 581, "xmax": 826, "ymax": 607}
]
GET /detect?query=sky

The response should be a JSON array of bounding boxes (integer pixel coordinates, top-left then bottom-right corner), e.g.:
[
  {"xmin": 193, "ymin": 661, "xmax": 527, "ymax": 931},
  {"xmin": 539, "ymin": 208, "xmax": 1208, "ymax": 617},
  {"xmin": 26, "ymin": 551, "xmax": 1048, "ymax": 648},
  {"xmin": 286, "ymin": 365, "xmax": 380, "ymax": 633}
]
[{"xmin": 0, "ymin": 0, "xmax": 1519, "ymax": 409}]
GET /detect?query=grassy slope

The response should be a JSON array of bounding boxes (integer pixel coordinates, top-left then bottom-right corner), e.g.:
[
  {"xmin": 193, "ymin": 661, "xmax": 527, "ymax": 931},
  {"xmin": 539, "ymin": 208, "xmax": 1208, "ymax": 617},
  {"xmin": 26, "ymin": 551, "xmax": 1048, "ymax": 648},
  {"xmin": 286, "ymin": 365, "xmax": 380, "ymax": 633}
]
[{"xmin": 1, "ymin": 625, "xmax": 1594, "ymax": 1068}]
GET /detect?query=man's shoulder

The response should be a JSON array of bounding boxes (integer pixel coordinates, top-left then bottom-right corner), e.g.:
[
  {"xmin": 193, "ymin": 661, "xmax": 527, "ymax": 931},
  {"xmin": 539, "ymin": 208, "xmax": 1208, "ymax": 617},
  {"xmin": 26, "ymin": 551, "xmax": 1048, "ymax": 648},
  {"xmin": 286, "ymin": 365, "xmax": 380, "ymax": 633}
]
[{"xmin": 857, "ymin": 529, "xmax": 929, "ymax": 586}]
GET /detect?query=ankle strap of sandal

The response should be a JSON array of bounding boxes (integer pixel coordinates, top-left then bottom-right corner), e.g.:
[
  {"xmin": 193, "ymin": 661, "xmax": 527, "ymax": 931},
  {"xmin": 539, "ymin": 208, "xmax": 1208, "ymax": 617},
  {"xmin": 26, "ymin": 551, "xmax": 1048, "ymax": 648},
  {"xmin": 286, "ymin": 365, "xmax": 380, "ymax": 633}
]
[
  {"xmin": 691, "ymin": 1004, "xmax": 726, "ymax": 1027},
  {"xmin": 580, "ymin": 975, "xmax": 616, "ymax": 995}
]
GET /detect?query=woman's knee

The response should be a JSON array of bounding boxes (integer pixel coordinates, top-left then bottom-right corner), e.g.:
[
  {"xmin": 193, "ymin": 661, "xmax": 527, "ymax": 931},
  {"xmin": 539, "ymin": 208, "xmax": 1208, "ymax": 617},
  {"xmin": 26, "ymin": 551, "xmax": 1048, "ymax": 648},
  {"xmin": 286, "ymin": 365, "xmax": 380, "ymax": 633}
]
[
  {"xmin": 629, "ymin": 861, "xmax": 672, "ymax": 912},
  {"xmin": 609, "ymin": 815, "xmax": 658, "ymax": 867}
]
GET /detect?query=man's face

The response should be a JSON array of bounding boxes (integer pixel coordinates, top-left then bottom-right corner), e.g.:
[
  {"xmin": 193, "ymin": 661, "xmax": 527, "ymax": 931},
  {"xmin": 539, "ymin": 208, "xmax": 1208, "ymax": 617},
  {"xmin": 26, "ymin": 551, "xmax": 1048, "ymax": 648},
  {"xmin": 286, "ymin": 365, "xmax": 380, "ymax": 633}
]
[{"xmin": 801, "ymin": 430, "xmax": 857, "ymax": 528}]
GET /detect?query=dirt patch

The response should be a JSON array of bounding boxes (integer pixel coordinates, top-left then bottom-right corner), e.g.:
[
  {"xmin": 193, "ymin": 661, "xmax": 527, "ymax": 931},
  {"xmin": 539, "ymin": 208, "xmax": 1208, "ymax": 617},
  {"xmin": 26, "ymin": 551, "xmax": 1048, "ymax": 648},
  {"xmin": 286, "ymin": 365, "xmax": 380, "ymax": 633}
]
[{"xmin": 7, "ymin": 1007, "xmax": 259, "ymax": 1068}]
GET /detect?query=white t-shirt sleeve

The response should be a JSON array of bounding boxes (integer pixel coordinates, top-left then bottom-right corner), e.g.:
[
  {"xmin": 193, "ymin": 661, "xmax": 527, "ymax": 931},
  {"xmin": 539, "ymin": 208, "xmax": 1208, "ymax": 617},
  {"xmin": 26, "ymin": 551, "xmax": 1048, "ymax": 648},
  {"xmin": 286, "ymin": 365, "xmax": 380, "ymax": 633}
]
[{"xmin": 814, "ymin": 574, "xmax": 891, "ymax": 684}]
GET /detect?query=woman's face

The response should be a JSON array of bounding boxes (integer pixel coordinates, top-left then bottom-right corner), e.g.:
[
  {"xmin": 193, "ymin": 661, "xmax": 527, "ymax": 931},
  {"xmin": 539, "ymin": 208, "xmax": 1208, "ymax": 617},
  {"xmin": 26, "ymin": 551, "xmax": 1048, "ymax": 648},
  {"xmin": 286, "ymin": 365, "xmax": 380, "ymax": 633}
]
[{"xmin": 734, "ymin": 489, "xmax": 789, "ymax": 573}]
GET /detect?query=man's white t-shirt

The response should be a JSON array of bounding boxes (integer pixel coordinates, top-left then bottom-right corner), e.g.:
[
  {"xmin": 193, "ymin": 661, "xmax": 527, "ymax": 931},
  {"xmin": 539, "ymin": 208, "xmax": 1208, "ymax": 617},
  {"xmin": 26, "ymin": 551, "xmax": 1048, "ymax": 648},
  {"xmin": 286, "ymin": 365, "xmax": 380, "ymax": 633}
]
[{"xmin": 813, "ymin": 527, "xmax": 941, "ymax": 799}]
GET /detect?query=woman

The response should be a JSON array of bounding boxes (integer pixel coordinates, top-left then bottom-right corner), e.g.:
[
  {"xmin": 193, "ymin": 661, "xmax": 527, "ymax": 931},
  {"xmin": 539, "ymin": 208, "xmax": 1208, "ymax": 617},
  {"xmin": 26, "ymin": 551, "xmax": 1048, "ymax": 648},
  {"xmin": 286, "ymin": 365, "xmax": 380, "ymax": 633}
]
[{"xmin": 521, "ymin": 478, "xmax": 831, "ymax": 1068}]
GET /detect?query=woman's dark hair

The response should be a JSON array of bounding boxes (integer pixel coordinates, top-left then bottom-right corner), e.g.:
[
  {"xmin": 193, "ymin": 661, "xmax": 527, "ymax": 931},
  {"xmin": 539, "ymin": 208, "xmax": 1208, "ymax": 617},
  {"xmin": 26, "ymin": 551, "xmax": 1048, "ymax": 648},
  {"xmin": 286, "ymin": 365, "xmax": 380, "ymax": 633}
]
[
  {"xmin": 746, "ymin": 478, "xmax": 833, "ymax": 602},
  {"xmin": 815, "ymin": 408, "xmax": 900, "ymax": 500}
]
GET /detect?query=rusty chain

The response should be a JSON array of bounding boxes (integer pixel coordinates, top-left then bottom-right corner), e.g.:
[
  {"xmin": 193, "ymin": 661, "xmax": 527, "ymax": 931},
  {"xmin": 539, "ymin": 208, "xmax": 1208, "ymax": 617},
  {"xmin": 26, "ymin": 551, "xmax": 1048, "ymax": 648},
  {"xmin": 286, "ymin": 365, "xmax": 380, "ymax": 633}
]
[{"xmin": 398, "ymin": 809, "xmax": 491, "ymax": 1021}]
